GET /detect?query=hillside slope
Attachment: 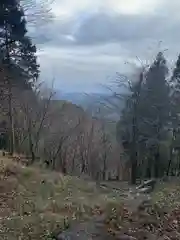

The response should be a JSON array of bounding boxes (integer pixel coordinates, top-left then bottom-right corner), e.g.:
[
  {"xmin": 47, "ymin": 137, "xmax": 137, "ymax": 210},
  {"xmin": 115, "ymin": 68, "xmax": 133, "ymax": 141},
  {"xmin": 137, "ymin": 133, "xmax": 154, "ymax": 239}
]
[
  {"xmin": 1, "ymin": 156, "xmax": 180, "ymax": 239},
  {"xmin": 0, "ymin": 156, "xmax": 122, "ymax": 239}
]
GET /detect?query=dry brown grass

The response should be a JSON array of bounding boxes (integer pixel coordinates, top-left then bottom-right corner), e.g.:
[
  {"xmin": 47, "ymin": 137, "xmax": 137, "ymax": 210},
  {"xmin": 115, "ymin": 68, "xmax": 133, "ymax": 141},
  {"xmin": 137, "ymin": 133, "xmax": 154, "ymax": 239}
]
[
  {"xmin": 152, "ymin": 180, "xmax": 180, "ymax": 209},
  {"xmin": 0, "ymin": 156, "xmax": 122, "ymax": 239}
]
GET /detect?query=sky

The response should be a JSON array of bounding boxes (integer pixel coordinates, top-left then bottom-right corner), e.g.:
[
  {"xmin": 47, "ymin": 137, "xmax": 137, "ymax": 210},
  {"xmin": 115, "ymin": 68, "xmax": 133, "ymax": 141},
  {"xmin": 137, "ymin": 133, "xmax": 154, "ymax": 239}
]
[{"xmin": 30, "ymin": 0, "xmax": 180, "ymax": 93}]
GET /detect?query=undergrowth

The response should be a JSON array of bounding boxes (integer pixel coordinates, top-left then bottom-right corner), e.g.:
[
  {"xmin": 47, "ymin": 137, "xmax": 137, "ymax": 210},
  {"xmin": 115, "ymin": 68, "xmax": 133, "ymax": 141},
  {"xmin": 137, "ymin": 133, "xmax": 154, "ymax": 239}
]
[{"xmin": 0, "ymin": 157, "xmax": 122, "ymax": 239}]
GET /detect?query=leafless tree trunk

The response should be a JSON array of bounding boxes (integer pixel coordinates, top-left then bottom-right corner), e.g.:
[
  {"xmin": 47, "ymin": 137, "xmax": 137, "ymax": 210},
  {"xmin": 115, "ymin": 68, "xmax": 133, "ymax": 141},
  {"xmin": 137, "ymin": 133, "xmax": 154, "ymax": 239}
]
[
  {"xmin": 4, "ymin": 22, "xmax": 15, "ymax": 155},
  {"xmin": 130, "ymin": 71, "xmax": 144, "ymax": 184}
]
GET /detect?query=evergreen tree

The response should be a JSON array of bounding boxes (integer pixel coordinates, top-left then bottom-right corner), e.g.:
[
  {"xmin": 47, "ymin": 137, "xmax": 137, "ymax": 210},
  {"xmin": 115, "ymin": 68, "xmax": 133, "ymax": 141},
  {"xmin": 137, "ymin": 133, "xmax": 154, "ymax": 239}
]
[
  {"xmin": 139, "ymin": 52, "xmax": 170, "ymax": 178},
  {"xmin": 117, "ymin": 53, "xmax": 171, "ymax": 181},
  {"xmin": 0, "ymin": 0, "xmax": 39, "ymax": 154},
  {"xmin": 0, "ymin": 0, "xmax": 39, "ymax": 88},
  {"xmin": 11, "ymin": 36, "xmax": 40, "ymax": 89},
  {"xmin": 171, "ymin": 54, "xmax": 180, "ymax": 125},
  {"xmin": 167, "ymin": 54, "xmax": 180, "ymax": 175},
  {"xmin": 116, "ymin": 70, "xmax": 144, "ymax": 184},
  {"xmin": 172, "ymin": 54, "xmax": 180, "ymax": 82}
]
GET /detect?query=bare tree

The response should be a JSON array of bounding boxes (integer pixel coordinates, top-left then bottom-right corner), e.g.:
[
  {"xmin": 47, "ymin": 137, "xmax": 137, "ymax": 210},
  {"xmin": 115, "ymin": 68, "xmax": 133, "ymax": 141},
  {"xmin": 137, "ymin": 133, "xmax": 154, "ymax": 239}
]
[
  {"xmin": 13, "ymin": 86, "xmax": 55, "ymax": 163},
  {"xmin": 100, "ymin": 67, "xmax": 146, "ymax": 184},
  {"xmin": 20, "ymin": 0, "xmax": 54, "ymax": 26}
]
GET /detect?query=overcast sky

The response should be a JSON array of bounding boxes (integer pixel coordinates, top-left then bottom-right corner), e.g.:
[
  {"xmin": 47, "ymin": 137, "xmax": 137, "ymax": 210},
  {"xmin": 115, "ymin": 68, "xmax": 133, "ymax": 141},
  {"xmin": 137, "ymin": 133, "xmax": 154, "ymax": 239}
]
[{"xmin": 31, "ymin": 0, "xmax": 180, "ymax": 92}]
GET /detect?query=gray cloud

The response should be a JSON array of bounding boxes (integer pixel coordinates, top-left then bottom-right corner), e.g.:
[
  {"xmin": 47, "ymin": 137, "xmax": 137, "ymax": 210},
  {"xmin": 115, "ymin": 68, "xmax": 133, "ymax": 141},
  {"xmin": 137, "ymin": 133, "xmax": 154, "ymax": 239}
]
[
  {"xmin": 33, "ymin": 1, "xmax": 180, "ymax": 47},
  {"xmin": 73, "ymin": 12, "xmax": 159, "ymax": 45},
  {"xmin": 31, "ymin": 0, "xmax": 180, "ymax": 92}
]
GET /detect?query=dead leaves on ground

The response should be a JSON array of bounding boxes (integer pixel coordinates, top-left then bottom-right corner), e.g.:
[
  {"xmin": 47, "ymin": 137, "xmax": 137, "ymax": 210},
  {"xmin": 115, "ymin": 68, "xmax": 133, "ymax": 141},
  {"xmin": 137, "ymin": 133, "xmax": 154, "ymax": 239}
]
[{"xmin": 103, "ymin": 202, "xmax": 180, "ymax": 240}]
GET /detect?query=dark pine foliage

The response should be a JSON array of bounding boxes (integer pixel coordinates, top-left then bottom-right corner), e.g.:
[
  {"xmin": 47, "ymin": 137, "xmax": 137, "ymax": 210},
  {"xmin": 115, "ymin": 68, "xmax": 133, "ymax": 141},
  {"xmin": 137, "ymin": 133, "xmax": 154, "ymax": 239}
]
[
  {"xmin": 171, "ymin": 54, "xmax": 180, "ymax": 121},
  {"xmin": 0, "ymin": 0, "xmax": 39, "ymax": 89}
]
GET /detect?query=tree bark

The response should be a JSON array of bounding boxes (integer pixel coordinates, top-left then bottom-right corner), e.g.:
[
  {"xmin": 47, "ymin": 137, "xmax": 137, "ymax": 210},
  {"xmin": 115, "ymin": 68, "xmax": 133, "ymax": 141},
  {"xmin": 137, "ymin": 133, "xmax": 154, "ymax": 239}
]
[
  {"xmin": 5, "ymin": 22, "xmax": 15, "ymax": 155},
  {"xmin": 130, "ymin": 150, "xmax": 137, "ymax": 184},
  {"xmin": 166, "ymin": 146, "xmax": 173, "ymax": 176},
  {"xmin": 146, "ymin": 157, "xmax": 152, "ymax": 179},
  {"xmin": 154, "ymin": 147, "xmax": 160, "ymax": 178}
]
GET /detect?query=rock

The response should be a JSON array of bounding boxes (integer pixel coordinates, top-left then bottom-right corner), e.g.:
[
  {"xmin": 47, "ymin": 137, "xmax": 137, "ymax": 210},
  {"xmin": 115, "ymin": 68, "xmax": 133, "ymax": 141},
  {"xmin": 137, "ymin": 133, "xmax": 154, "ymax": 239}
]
[
  {"xmin": 141, "ymin": 199, "xmax": 151, "ymax": 206},
  {"xmin": 56, "ymin": 218, "xmax": 111, "ymax": 240},
  {"xmin": 116, "ymin": 234, "xmax": 137, "ymax": 240},
  {"xmin": 136, "ymin": 179, "xmax": 156, "ymax": 191},
  {"xmin": 56, "ymin": 232, "xmax": 79, "ymax": 240},
  {"xmin": 137, "ymin": 187, "xmax": 152, "ymax": 194}
]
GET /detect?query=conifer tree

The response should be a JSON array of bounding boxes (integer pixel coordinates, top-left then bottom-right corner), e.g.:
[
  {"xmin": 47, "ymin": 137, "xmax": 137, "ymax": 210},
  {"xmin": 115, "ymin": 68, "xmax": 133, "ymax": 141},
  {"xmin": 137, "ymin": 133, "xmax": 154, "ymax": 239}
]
[
  {"xmin": 117, "ymin": 52, "xmax": 170, "ymax": 181},
  {"xmin": 171, "ymin": 54, "xmax": 180, "ymax": 122},
  {"xmin": 0, "ymin": 0, "xmax": 39, "ymax": 88},
  {"xmin": 139, "ymin": 52, "xmax": 170, "ymax": 178},
  {"xmin": 0, "ymin": 0, "xmax": 39, "ymax": 154},
  {"xmin": 166, "ymin": 54, "xmax": 180, "ymax": 175}
]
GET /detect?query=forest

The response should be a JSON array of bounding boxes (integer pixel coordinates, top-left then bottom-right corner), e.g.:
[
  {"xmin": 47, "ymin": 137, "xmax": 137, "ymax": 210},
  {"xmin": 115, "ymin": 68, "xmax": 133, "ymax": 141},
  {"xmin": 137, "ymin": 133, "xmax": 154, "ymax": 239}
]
[
  {"xmin": 2, "ymin": 1, "xmax": 180, "ymax": 239},
  {"xmin": 1, "ymin": 1, "xmax": 180, "ymax": 186}
]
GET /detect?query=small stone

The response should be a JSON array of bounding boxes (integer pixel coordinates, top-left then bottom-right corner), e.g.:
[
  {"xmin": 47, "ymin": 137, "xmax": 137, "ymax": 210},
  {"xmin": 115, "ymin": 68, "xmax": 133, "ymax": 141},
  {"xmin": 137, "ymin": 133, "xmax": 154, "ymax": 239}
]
[{"xmin": 117, "ymin": 234, "xmax": 137, "ymax": 240}]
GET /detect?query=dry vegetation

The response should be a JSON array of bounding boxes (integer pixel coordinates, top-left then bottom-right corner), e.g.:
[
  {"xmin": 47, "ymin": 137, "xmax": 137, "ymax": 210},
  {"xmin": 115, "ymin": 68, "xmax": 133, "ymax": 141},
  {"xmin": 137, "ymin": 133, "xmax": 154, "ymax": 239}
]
[
  {"xmin": 0, "ymin": 155, "xmax": 123, "ymax": 239},
  {"xmin": 1, "ymin": 2, "xmax": 180, "ymax": 239},
  {"xmin": 1, "ymin": 155, "xmax": 180, "ymax": 239},
  {"xmin": 100, "ymin": 182, "xmax": 180, "ymax": 239},
  {"xmin": 153, "ymin": 180, "xmax": 180, "ymax": 210}
]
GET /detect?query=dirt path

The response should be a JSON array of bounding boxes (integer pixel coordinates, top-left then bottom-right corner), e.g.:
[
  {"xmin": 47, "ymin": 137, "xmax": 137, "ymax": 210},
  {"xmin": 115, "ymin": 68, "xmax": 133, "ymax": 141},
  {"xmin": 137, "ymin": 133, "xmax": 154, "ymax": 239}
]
[
  {"xmin": 56, "ymin": 215, "xmax": 114, "ymax": 240},
  {"xmin": 56, "ymin": 182, "xmax": 151, "ymax": 240}
]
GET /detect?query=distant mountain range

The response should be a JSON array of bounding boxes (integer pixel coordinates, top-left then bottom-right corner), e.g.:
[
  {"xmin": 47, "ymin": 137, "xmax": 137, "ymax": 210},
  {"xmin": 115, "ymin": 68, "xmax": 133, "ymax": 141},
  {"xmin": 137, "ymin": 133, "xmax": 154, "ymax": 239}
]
[
  {"xmin": 55, "ymin": 92, "xmax": 107, "ymax": 108},
  {"xmin": 54, "ymin": 91, "xmax": 125, "ymax": 120}
]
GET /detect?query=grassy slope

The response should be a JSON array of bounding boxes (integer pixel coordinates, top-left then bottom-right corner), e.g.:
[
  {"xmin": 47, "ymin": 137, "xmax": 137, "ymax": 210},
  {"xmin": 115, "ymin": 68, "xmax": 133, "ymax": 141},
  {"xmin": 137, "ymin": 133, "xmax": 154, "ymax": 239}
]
[
  {"xmin": 1, "ymin": 155, "xmax": 180, "ymax": 239},
  {"xmin": 0, "ymin": 156, "xmax": 122, "ymax": 239},
  {"xmin": 153, "ymin": 179, "xmax": 180, "ymax": 209}
]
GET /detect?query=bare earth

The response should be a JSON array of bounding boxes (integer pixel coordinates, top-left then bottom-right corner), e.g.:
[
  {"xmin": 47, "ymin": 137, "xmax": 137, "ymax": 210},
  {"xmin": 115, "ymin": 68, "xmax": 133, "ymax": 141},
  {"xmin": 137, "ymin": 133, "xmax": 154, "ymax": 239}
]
[{"xmin": 56, "ymin": 183, "xmax": 152, "ymax": 240}]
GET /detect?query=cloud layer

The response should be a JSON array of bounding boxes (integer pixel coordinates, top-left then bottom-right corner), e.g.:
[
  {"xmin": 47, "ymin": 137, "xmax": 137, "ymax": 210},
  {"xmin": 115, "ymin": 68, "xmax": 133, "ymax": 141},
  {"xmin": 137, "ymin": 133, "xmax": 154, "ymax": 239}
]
[{"xmin": 31, "ymin": 0, "xmax": 180, "ymax": 92}]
